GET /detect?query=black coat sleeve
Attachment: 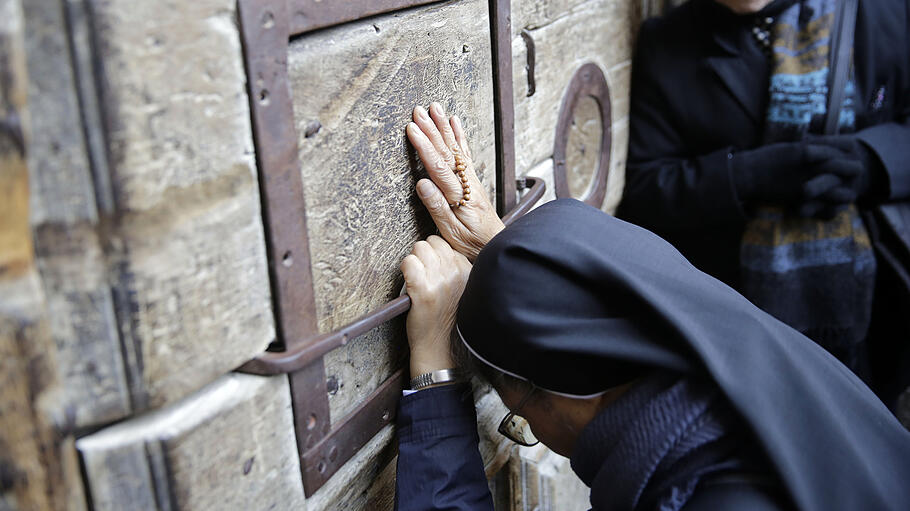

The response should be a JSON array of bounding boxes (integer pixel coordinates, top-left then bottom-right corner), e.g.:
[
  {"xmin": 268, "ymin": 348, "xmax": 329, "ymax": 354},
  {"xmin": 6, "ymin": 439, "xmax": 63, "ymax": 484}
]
[
  {"xmin": 394, "ymin": 383, "xmax": 494, "ymax": 511},
  {"xmin": 855, "ymin": 0, "xmax": 910, "ymax": 200},
  {"xmin": 617, "ymin": 20, "xmax": 746, "ymax": 236}
]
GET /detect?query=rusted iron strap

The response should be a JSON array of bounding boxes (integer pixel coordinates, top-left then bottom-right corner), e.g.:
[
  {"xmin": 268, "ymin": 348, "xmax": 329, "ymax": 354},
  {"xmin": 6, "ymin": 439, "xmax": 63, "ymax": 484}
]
[
  {"xmin": 238, "ymin": 0, "xmax": 320, "ymax": 349},
  {"xmin": 301, "ymin": 369, "xmax": 407, "ymax": 495},
  {"xmin": 501, "ymin": 176, "xmax": 544, "ymax": 226},
  {"xmin": 237, "ymin": 177, "xmax": 545, "ymax": 376},
  {"xmin": 287, "ymin": 0, "xmax": 442, "ymax": 36},
  {"xmin": 290, "ymin": 359, "xmax": 332, "ymax": 465},
  {"xmin": 490, "ymin": 0, "xmax": 517, "ymax": 216},
  {"xmin": 239, "ymin": 0, "xmax": 333, "ymax": 465},
  {"xmin": 240, "ymin": 295, "xmax": 411, "ymax": 375}
]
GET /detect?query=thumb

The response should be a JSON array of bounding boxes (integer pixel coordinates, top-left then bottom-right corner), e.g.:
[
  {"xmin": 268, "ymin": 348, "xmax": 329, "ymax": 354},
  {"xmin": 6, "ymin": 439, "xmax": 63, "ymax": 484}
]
[{"xmin": 417, "ymin": 178, "xmax": 461, "ymax": 231}]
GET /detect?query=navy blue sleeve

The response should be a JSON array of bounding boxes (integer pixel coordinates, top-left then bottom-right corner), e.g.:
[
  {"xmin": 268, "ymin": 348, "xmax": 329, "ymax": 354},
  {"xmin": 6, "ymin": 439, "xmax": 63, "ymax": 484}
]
[
  {"xmin": 394, "ymin": 383, "xmax": 494, "ymax": 511},
  {"xmin": 855, "ymin": 0, "xmax": 910, "ymax": 200},
  {"xmin": 856, "ymin": 120, "xmax": 910, "ymax": 200}
]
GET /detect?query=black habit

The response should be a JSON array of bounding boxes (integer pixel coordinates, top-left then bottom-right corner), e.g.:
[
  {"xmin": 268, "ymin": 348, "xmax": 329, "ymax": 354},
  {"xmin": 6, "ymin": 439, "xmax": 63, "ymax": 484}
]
[{"xmin": 456, "ymin": 199, "xmax": 910, "ymax": 511}]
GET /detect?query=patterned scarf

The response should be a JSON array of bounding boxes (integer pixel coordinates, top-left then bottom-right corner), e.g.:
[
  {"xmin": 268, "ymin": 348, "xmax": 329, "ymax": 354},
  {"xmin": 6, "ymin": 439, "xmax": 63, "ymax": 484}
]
[{"xmin": 739, "ymin": 0, "xmax": 875, "ymax": 372}]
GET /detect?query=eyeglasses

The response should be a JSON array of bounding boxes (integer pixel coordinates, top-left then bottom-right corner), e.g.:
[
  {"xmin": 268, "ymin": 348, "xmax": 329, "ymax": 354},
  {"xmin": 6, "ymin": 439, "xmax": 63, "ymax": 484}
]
[{"xmin": 497, "ymin": 385, "xmax": 540, "ymax": 447}]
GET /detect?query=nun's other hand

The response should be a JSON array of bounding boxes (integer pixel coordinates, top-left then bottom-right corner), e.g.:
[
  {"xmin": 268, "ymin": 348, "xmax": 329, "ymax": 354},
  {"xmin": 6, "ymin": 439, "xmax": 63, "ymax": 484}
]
[
  {"xmin": 401, "ymin": 235, "xmax": 472, "ymax": 377},
  {"xmin": 407, "ymin": 103, "xmax": 505, "ymax": 261}
]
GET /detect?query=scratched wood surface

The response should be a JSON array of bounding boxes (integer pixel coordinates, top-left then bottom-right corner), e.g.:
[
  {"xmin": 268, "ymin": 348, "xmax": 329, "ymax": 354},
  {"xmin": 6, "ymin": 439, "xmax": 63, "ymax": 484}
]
[
  {"xmin": 511, "ymin": 0, "xmax": 637, "ymax": 211},
  {"xmin": 77, "ymin": 374, "xmax": 305, "ymax": 511},
  {"xmin": 22, "ymin": 0, "xmax": 277, "ymax": 420},
  {"xmin": 286, "ymin": 0, "xmax": 496, "ymax": 423},
  {"xmin": 8, "ymin": 0, "xmax": 646, "ymax": 508},
  {"xmin": 0, "ymin": 2, "xmax": 86, "ymax": 507}
]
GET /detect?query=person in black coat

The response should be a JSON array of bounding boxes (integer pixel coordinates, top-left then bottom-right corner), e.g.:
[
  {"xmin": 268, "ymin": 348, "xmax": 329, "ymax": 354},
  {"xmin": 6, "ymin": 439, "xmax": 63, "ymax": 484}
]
[
  {"xmin": 392, "ymin": 104, "xmax": 910, "ymax": 511},
  {"xmin": 616, "ymin": 0, "xmax": 910, "ymax": 401}
]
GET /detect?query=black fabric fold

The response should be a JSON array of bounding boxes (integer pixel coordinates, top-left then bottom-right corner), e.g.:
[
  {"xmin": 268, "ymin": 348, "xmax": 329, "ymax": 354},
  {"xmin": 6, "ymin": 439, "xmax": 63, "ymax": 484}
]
[{"xmin": 456, "ymin": 199, "xmax": 910, "ymax": 511}]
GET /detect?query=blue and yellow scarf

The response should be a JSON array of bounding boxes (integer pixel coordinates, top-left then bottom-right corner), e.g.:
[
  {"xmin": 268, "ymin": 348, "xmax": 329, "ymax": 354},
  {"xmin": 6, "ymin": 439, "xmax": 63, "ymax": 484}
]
[{"xmin": 739, "ymin": 0, "xmax": 875, "ymax": 371}]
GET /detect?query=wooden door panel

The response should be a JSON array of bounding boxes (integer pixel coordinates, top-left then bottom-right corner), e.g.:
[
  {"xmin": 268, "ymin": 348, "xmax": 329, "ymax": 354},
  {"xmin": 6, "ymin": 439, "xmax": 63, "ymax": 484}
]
[
  {"xmin": 512, "ymin": 0, "xmax": 635, "ymax": 211},
  {"xmin": 22, "ymin": 0, "xmax": 277, "ymax": 428},
  {"xmin": 288, "ymin": 0, "xmax": 496, "ymax": 332},
  {"xmin": 77, "ymin": 374, "xmax": 305, "ymax": 511},
  {"xmin": 286, "ymin": 0, "xmax": 496, "ymax": 423},
  {"xmin": 5, "ymin": 0, "xmax": 644, "ymax": 507}
]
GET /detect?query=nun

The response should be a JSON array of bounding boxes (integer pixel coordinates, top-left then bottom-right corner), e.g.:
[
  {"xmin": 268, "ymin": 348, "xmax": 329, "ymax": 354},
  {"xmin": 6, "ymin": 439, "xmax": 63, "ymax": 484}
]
[{"xmin": 395, "ymin": 105, "xmax": 910, "ymax": 511}]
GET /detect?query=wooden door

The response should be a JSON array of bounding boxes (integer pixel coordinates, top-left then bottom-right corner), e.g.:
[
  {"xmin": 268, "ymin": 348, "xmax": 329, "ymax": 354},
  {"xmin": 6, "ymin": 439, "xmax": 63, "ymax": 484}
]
[{"xmin": 4, "ymin": 0, "xmax": 642, "ymax": 509}]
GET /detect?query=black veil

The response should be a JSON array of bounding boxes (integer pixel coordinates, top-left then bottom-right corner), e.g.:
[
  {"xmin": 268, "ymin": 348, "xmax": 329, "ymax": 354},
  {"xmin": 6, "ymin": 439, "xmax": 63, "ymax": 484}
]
[{"xmin": 457, "ymin": 199, "xmax": 910, "ymax": 511}]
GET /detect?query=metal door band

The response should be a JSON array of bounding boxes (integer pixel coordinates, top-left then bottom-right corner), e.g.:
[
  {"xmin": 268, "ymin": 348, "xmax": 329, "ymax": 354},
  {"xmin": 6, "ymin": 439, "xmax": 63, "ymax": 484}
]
[{"xmin": 235, "ymin": 0, "xmax": 609, "ymax": 495}]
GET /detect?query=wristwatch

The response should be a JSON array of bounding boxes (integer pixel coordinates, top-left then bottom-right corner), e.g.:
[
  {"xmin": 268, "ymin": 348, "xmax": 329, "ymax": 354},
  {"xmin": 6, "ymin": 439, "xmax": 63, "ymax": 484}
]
[{"xmin": 409, "ymin": 368, "xmax": 464, "ymax": 390}]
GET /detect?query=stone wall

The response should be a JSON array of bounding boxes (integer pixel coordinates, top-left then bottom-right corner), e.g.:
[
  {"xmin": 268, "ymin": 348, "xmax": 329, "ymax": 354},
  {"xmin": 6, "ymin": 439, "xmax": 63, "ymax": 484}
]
[{"xmin": 2, "ymin": 0, "xmax": 645, "ymax": 509}]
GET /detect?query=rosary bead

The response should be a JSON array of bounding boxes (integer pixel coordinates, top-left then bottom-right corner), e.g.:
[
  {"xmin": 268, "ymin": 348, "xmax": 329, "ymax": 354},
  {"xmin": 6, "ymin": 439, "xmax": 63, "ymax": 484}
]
[{"xmin": 450, "ymin": 146, "xmax": 471, "ymax": 207}]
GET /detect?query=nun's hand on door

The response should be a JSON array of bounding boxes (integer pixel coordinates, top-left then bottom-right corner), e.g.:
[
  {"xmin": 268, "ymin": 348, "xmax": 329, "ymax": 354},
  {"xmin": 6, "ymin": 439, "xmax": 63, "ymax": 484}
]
[
  {"xmin": 401, "ymin": 235, "xmax": 472, "ymax": 377},
  {"xmin": 407, "ymin": 103, "xmax": 504, "ymax": 262}
]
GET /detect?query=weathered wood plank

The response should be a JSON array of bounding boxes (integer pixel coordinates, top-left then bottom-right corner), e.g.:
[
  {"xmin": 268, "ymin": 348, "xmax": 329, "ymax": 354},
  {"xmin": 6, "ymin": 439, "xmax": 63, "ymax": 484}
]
[
  {"xmin": 286, "ymin": 0, "xmax": 496, "ymax": 422},
  {"xmin": 512, "ymin": 0, "xmax": 637, "ymax": 178},
  {"xmin": 513, "ymin": 0, "xmax": 597, "ymax": 37},
  {"xmin": 82, "ymin": 0, "xmax": 275, "ymax": 410},
  {"xmin": 506, "ymin": 444, "xmax": 590, "ymax": 511},
  {"xmin": 0, "ymin": 274, "xmax": 87, "ymax": 511},
  {"xmin": 304, "ymin": 425, "xmax": 397, "ymax": 511},
  {"xmin": 23, "ymin": 0, "xmax": 131, "ymax": 428},
  {"xmin": 324, "ymin": 322, "xmax": 406, "ymax": 425},
  {"xmin": 0, "ymin": 0, "xmax": 29, "ymax": 281},
  {"xmin": 0, "ymin": 3, "xmax": 86, "ymax": 507},
  {"xmin": 474, "ymin": 386, "xmax": 514, "ymax": 477},
  {"xmin": 23, "ymin": 0, "xmax": 97, "ymax": 226},
  {"xmin": 77, "ymin": 374, "xmax": 305, "ymax": 511}
]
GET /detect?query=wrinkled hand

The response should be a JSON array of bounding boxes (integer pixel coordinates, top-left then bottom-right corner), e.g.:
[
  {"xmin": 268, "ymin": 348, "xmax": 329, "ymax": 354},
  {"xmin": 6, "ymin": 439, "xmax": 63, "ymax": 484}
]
[
  {"xmin": 407, "ymin": 102, "xmax": 504, "ymax": 261},
  {"xmin": 401, "ymin": 235, "xmax": 472, "ymax": 377}
]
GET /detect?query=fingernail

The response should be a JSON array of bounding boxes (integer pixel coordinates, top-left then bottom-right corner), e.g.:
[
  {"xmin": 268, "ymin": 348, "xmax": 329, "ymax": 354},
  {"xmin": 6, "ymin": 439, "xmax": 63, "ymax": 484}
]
[
  {"xmin": 415, "ymin": 107, "xmax": 428, "ymax": 120},
  {"xmin": 417, "ymin": 180, "xmax": 434, "ymax": 198},
  {"xmin": 430, "ymin": 102, "xmax": 442, "ymax": 115}
]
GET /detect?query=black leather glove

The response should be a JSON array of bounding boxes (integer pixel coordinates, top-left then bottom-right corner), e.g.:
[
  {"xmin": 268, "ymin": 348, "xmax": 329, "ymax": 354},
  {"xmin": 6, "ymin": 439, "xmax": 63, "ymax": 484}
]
[{"xmin": 731, "ymin": 141, "xmax": 862, "ymax": 212}]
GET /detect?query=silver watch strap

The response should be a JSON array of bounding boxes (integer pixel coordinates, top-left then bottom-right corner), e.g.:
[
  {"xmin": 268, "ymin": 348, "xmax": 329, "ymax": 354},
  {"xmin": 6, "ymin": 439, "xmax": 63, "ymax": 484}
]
[{"xmin": 409, "ymin": 368, "xmax": 463, "ymax": 390}]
